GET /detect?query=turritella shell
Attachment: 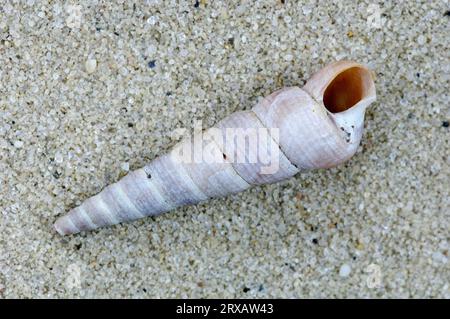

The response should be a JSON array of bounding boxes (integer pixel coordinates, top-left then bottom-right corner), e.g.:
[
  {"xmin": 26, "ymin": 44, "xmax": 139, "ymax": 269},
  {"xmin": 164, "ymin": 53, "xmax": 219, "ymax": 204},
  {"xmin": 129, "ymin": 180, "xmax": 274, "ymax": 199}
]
[{"xmin": 54, "ymin": 60, "xmax": 376, "ymax": 235}]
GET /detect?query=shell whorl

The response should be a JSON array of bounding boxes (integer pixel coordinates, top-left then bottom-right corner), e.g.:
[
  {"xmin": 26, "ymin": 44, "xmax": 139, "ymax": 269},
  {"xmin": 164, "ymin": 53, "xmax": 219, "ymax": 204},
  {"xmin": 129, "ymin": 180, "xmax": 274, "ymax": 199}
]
[{"xmin": 54, "ymin": 60, "xmax": 376, "ymax": 235}]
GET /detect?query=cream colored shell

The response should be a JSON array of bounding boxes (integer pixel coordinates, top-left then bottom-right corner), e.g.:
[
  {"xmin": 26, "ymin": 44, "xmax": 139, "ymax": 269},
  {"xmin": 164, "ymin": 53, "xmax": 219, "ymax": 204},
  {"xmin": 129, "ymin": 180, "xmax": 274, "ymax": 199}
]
[{"xmin": 54, "ymin": 60, "xmax": 376, "ymax": 235}]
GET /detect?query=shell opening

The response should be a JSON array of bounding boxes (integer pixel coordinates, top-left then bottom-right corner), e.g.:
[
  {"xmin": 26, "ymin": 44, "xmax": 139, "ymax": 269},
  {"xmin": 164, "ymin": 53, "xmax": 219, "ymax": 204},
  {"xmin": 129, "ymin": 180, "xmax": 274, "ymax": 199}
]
[{"xmin": 323, "ymin": 67, "xmax": 373, "ymax": 113}]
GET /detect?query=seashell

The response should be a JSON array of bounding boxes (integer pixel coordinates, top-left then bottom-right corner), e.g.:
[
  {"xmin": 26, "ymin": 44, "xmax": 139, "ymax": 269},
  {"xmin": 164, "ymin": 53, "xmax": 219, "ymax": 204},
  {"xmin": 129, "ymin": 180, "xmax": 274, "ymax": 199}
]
[{"xmin": 54, "ymin": 60, "xmax": 376, "ymax": 235}]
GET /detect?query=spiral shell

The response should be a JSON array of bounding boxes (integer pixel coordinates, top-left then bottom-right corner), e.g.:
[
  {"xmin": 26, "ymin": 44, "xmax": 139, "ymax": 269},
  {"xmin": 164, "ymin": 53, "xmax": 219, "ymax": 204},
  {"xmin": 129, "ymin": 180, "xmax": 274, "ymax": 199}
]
[{"xmin": 54, "ymin": 60, "xmax": 376, "ymax": 235}]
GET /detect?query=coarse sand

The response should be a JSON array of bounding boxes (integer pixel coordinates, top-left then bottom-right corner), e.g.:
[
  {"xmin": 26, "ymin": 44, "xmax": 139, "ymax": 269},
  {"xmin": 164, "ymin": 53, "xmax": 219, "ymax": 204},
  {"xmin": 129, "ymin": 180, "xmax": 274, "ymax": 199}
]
[{"xmin": 0, "ymin": 0, "xmax": 448, "ymax": 298}]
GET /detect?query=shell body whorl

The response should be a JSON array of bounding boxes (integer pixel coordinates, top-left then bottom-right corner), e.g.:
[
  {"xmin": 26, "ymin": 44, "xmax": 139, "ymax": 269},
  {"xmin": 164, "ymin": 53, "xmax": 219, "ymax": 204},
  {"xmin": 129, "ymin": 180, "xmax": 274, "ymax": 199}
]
[{"xmin": 54, "ymin": 60, "xmax": 376, "ymax": 235}]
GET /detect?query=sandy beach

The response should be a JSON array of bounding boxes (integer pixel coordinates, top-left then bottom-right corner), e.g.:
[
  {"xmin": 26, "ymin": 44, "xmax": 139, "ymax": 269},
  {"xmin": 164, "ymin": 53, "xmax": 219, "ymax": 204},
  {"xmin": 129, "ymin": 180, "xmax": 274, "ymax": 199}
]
[{"xmin": 0, "ymin": 0, "xmax": 448, "ymax": 298}]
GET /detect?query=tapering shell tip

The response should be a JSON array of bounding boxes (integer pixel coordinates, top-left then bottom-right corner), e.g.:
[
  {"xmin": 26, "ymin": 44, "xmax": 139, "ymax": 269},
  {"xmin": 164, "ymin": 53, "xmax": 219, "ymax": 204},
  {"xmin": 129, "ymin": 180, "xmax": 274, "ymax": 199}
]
[
  {"xmin": 54, "ymin": 216, "xmax": 79, "ymax": 236},
  {"xmin": 54, "ymin": 219, "xmax": 67, "ymax": 236}
]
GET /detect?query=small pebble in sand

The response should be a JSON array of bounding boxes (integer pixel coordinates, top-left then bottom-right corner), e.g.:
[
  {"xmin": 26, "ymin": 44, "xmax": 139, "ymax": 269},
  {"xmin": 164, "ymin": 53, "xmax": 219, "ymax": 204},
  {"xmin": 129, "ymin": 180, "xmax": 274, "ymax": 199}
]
[
  {"xmin": 54, "ymin": 152, "xmax": 63, "ymax": 164},
  {"xmin": 432, "ymin": 251, "xmax": 448, "ymax": 264},
  {"xmin": 339, "ymin": 264, "xmax": 351, "ymax": 277},
  {"xmin": 121, "ymin": 162, "xmax": 130, "ymax": 172},
  {"xmin": 13, "ymin": 140, "xmax": 23, "ymax": 148},
  {"xmin": 417, "ymin": 35, "xmax": 426, "ymax": 46},
  {"xmin": 147, "ymin": 16, "xmax": 158, "ymax": 25},
  {"xmin": 85, "ymin": 58, "xmax": 97, "ymax": 74}
]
